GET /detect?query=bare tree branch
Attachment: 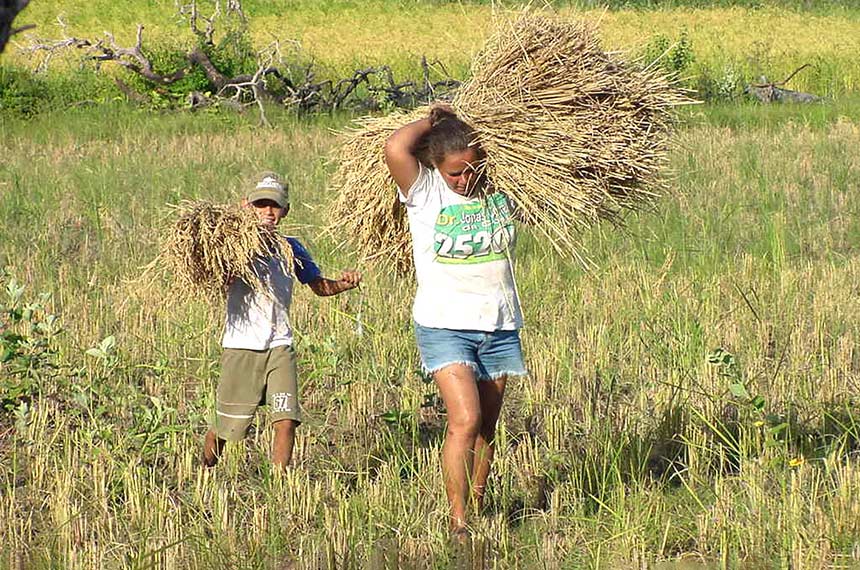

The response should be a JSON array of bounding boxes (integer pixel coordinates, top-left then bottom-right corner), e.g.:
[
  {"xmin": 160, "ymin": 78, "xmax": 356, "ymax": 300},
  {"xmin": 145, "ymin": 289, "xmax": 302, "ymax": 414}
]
[
  {"xmin": 177, "ymin": 0, "xmax": 218, "ymax": 46},
  {"xmin": 188, "ymin": 46, "xmax": 228, "ymax": 88},
  {"xmin": 99, "ymin": 26, "xmax": 192, "ymax": 84},
  {"xmin": 21, "ymin": 0, "xmax": 460, "ymax": 118},
  {"xmin": 26, "ymin": 23, "xmax": 192, "ymax": 84},
  {"xmin": 214, "ymin": 41, "xmax": 281, "ymax": 127},
  {"xmin": 225, "ymin": 0, "xmax": 245, "ymax": 22},
  {"xmin": 751, "ymin": 64, "xmax": 812, "ymax": 89},
  {"xmin": 746, "ymin": 64, "xmax": 820, "ymax": 104},
  {"xmin": 176, "ymin": 0, "xmax": 246, "ymax": 45}
]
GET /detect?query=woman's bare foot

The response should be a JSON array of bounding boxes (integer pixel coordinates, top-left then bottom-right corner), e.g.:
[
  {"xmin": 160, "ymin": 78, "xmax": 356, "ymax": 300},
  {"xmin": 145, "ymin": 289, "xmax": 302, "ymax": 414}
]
[{"xmin": 450, "ymin": 525, "xmax": 470, "ymax": 546}]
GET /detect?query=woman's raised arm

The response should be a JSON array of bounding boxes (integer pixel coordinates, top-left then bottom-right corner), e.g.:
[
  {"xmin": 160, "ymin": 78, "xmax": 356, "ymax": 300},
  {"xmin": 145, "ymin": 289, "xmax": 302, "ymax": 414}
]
[{"xmin": 383, "ymin": 115, "xmax": 432, "ymax": 196}]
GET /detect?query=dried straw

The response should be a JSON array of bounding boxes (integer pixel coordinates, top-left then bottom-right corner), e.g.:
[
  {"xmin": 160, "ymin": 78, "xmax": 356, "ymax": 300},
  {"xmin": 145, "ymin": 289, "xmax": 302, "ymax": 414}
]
[
  {"xmin": 153, "ymin": 200, "xmax": 295, "ymax": 301},
  {"xmin": 330, "ymin": 107, "xmax": 428, "ymax": 275},
  {"xmin": 328, "ymin": 13, "xmax": 695, "ymax": 270}
]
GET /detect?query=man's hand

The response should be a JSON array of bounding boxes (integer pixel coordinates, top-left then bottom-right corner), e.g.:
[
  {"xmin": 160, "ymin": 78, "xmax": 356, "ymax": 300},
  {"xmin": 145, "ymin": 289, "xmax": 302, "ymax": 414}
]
[
  {"xmin": 308, "ymin": 270, "xmax": 362, "ymax": 297},
  {"xmin": 338, "ymin": 270, "xmax": 362, "ymax": 290}
]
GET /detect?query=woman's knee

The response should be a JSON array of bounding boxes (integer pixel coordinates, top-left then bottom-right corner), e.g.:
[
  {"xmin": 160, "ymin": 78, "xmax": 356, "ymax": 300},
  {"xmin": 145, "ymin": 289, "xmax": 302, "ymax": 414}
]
[{"xmin": 447, "ymin": 409, "xmax": 482, "ymax": 439}]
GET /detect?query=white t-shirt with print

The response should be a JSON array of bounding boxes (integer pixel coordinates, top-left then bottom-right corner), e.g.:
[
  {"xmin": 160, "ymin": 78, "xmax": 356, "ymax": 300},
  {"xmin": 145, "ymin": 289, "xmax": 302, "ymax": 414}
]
[
  {"xmin": 401, "ymin": 165, "xmax": 523, "ymax": 331},
  {"xmin": 222, "ymin": 238, "xmax": 321, "ymax": 350}
]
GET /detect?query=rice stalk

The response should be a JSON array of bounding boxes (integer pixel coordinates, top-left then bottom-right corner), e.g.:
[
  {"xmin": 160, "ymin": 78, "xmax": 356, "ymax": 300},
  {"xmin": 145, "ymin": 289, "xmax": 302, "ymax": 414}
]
[
  {"xmin": 328, "ymin": 13, "xmax": 696, "ymax": 270},
  {"xmin": 329, "ymin": 107, "xmax": 428, "ymax": 275},
  {"xmin": 142, "ymin": 200, "xmax": 295, "ymax": 302}
]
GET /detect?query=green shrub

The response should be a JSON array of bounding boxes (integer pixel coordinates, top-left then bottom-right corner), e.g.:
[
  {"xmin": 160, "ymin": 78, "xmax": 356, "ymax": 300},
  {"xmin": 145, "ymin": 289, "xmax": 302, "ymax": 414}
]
[
  {"xmin": 0, "ymin": 270, "xmax": 62, "ymax": 413},
  {"xmin": 639, "ymin": 30, "xmax": 695, "ymax": 78},
  {"xmin": 0, "ymin": 65, "xmax": 57, "ymax": 116},
  {"xmin": 117, "ymin": 27, "xmax": 259, "ymax": 105},
  {"xmin": 0, "ymin": 65, "xmax": 118, "ymax": 116},
  {"xmin": 695, "ymin": 63, "xmax": 748, "ymax": 101},
  {"xmin": 208, "ymin": 29, "xmax": 259, "ymax": 81}
]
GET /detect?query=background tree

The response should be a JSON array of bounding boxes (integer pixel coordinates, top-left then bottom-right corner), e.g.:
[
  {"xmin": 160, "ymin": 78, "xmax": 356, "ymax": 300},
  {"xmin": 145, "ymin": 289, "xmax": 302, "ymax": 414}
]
[{"xmin": 0, "ymin": 0, "xmax": 31, "ymax": 54}]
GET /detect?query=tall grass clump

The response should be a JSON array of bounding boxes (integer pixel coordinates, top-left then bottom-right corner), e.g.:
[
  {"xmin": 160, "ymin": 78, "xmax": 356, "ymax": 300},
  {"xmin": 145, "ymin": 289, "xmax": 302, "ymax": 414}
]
[{"xmin": 0, "ymin": 65, "xmax": 117, "ymax": 116}]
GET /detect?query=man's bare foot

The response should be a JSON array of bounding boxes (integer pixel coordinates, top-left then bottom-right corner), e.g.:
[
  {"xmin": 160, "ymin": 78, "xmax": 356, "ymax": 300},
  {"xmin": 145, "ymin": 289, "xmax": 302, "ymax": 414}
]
[{"xmin": 202, "ymin": 430, "xmax": 225, "ymax": 468}]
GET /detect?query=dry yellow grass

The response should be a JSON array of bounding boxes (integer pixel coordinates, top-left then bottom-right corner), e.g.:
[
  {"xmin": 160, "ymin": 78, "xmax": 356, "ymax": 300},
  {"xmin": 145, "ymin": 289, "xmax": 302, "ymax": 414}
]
[
  {"xmin": 13, "ymin": 5, "xmax": 860, "ymax": 94},
  {"xmin": 2, "ymin": 106, "xmax": 860, "ymax": 567}
]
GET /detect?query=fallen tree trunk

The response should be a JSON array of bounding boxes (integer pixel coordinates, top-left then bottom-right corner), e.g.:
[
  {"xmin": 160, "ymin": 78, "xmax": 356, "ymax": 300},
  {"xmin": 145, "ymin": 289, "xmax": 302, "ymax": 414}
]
[
  {"xmin": 746, "ymin": 65, "xmax": 821, "ymax": 103},
  {"xmin": 25, "ymin": 23, "xmax": 460, "ymax": 118}
]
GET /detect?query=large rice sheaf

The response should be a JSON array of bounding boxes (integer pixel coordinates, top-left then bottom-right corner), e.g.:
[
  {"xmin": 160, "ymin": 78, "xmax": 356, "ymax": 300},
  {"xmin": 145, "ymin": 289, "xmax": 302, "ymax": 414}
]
[
  {"xmin": 329, "ymin": 14, "xmax": 693, "ymax": 271},
  {"xmin": 159, "ymin": 200, "xmax": 295, "ymax": 301}
]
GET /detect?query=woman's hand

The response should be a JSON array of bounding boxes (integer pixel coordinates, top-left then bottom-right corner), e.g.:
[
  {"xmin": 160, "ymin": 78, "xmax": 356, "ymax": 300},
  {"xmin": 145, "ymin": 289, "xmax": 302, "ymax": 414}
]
[{"xmin": 429, "ymin": 102, "xmax": 457, "ymax": 127}]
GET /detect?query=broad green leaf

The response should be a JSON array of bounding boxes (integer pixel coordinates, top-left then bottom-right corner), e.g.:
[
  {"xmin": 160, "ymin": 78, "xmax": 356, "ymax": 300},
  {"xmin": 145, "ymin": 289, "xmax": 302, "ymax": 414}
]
[
  {"xmin": 100, "ymin": 335, "xmax": 116, "ymax": 353},
  {"xmin": 86, "ymin": 348, "xmax": 106, "ymax": 359},
  {"xmin": 728, "ymin": 382, "xmax": 750, "ymax": 400}
]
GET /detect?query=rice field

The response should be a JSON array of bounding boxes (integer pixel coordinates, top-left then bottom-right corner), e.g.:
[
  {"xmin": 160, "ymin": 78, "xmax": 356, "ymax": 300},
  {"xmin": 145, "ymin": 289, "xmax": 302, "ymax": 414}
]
[
  {"xmin": 2, "ymin": 2, "xmax": 860, "ymax": 569},
  {"xmin": 1, "ymin": 98, "xmax": 859, "ymax": 568}
]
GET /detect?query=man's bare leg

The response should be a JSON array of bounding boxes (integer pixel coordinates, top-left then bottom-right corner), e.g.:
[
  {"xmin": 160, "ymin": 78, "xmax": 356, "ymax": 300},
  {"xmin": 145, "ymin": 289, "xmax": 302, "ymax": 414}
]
[{"xmin": 272, "ymin": 419, "xmax": 297, "ymax": 469}]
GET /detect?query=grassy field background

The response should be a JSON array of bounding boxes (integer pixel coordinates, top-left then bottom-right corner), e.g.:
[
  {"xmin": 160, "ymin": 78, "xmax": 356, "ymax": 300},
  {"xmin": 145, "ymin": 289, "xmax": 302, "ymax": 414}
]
[{"xmin": 2, "ymin": 1, "xmax": 860, "ymax": 569}]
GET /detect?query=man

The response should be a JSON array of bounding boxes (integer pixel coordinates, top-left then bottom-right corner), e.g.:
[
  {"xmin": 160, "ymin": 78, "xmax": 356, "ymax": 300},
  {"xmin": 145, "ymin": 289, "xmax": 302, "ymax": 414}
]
[{"xmin": 202, "ymin": 172, "xmax": 361, "ymax": 469}]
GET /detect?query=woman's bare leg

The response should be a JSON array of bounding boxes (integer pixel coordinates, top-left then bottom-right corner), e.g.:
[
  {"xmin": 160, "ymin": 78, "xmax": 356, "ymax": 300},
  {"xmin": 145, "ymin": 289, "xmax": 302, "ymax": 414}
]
[
  {"xmin": 434, "ymin": 364, "xmax": 482, "ymax": 531},
  {"xmin": 471, "ymin": 376, "xmax": 507, "ymax": 511}
]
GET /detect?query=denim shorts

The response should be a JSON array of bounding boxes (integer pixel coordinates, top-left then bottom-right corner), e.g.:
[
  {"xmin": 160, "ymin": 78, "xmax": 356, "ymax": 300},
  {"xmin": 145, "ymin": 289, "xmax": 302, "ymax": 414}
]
[{"xmin": 414, "ymin": 323, "xmax": 528, "ymax": 381}]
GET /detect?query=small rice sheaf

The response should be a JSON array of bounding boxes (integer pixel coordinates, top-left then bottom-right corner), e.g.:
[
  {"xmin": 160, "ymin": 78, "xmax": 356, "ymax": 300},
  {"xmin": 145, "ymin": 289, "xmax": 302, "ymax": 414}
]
[
  {"xmin": 159, "ymin": 200, "xmax": 295, "ymax": 300},
  {"xmin": 329, "ymin": 14, "xmax": 695, "ymax": 270}
]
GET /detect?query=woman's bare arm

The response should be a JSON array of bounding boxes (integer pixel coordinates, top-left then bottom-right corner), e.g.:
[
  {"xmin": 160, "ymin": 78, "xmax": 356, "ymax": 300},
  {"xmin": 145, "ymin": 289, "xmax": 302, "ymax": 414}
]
[{"xmin": 383, "ymin": 116, "xmax": 432, "ymax": 196}]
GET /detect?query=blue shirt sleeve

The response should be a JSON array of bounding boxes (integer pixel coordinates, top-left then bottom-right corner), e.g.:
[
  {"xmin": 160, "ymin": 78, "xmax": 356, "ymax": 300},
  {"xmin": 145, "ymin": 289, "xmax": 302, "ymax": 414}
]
[{"xmin": 288, "ymin": 238, "xmax": 322, "ymax": 285}]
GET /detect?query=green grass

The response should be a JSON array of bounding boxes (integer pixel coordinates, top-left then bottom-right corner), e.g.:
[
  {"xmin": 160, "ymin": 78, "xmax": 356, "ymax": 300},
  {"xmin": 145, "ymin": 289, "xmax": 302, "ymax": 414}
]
[
  {"xmin": 1, "ymin": 99, "xmax": 859, "ymax": 568},
  {"xmin": 681, "ymin": 96, "xmax": 860, "ymax": 129}
]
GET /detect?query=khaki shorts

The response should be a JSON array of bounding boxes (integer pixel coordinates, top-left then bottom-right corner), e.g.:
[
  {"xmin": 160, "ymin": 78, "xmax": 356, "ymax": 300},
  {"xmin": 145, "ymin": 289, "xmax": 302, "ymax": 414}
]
[{"xmin": 213, "ymin": 345, "xmax": 301, "ymax": 441}]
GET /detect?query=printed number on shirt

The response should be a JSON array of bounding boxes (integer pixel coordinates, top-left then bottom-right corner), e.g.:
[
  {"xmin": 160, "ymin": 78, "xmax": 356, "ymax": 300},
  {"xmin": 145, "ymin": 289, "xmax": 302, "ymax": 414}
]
[
  {"xmin": 432, "ymin": 194, "xmax": 515, "ymax": 265},
  {"xmin": 434, "ymin": 226, "xmax": 514, "ymax": 260}
]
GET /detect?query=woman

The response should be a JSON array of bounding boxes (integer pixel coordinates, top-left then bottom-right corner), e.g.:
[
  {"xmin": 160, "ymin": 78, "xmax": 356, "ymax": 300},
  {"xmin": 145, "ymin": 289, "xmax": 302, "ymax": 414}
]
[{"xmin": 384, "ymin": 106, "xmax": 527, "ymax": 534}]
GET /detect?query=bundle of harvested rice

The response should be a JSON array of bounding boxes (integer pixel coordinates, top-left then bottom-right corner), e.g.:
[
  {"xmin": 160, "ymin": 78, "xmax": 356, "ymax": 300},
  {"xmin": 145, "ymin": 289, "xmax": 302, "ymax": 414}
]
[
  {"xmin": 330, "ymin": 107, "xmax": 428, "ymax": 275},
  {"xmin": 329, "ymin": 13, "xmax": 694, "ymax": 269},
  {"xmin": 157, "ymin": 200, "xmax": 294, "ymax": 300}
]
